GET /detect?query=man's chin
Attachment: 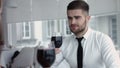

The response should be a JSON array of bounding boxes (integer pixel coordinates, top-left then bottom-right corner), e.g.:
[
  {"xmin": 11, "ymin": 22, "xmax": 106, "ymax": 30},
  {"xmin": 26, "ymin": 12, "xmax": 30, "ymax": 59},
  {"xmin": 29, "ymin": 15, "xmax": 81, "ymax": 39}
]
[
  {"xmin": 71, "ymin": 29, "xmax": 84, "ymax": 35},
  {"xmin": 71, "ymin": 30, "xmax": 77, "ymax": 34}
]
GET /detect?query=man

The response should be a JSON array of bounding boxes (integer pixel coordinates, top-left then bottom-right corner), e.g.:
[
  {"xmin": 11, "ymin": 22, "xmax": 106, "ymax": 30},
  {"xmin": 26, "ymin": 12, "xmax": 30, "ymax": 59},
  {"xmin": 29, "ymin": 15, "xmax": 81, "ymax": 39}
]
[{"xmin": 54, "ymin": 0, "xmax": 120, "ymax": 68}]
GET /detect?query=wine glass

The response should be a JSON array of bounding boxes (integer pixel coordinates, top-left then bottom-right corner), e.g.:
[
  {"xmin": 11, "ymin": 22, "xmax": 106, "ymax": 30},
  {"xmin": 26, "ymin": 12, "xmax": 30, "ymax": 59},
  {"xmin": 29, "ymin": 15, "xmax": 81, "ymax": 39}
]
[
  {"xmin": 51, "ymin": 32, "xmax": 63, "ymax": 48},
  {"xmin": 37, "ymin": 41, "xmax": 56, "ymax": 68}
]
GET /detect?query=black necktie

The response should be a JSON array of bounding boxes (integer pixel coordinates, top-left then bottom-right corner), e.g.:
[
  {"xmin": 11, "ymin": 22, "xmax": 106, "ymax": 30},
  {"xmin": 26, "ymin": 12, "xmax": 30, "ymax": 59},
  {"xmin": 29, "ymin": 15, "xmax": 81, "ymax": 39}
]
[{"xmin": 76, "ymin": 37, "xmax": 83, "ymax": 68}]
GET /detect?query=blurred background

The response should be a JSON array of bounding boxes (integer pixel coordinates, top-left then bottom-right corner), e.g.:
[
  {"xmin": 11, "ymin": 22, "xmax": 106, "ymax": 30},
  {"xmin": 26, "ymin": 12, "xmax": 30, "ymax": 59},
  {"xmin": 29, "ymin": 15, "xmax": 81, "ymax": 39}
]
[
  {"xmin": 0, "ymin": 0, "xmax": 120, "ymax": 67},
  {"xmin": 1, "ymin": 0, "xmax": 120, "ymax": 49}
]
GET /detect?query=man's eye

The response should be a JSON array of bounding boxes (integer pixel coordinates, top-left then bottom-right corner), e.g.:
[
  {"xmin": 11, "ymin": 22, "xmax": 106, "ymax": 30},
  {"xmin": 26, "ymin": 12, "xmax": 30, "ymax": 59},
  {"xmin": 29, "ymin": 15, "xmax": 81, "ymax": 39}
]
[
  {"xmin": 75, "ymin": 16, "xmax": 81, "ymax": 19},
  {"xmin": 68, "ymin": 17, "xmax": 72, "ymax": 20}
]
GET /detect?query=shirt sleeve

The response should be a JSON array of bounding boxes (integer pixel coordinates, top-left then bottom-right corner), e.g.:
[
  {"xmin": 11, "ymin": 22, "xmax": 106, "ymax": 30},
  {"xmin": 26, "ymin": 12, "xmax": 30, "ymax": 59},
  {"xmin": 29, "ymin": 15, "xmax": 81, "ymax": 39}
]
[{"xmin": 101, "ymin": 34, "xmax": 120, "ymax": 68}]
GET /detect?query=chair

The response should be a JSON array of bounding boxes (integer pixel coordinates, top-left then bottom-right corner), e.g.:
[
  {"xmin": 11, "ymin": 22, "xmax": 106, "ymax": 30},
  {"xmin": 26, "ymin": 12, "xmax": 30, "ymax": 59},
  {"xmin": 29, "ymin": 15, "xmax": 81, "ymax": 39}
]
[{"xmin": 11, "ymin": 47, "xmax": 34, "ymax": 68}]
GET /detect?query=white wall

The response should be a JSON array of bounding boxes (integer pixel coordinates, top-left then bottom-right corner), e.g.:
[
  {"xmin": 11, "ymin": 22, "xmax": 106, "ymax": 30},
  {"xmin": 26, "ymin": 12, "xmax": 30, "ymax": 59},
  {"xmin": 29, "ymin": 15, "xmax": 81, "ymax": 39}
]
[
  {"xmin": 3, "ymin": 0, "xmax": 31, "ymax": 23},
  {"xmin": 96, "ymin": 16, "xmax": 109, "ymax": 35},
  {"xmin": 117, "ymin": 14, "xmax": 120, "ymax": 47},
  {"xmin": 116, "ymin": 0, "xmax": 120, "ymax": 47},
  {"xmin": 34, "ymin": 21, "xmax": 42, "ymax": 41},
  {"xmin": 88, "ymin": 0, "xmax": 118, "ymax": 16},
  {"xmin": 2, "ymin": 0, "xmax": 119, "ymax": 23},
  {"xmin": 3, "ymin": 0, "xmax": 73, "ymax": 23},
  {"xmin": 32, "ymin": 0, "xmax": 72, "ymax": 20}
]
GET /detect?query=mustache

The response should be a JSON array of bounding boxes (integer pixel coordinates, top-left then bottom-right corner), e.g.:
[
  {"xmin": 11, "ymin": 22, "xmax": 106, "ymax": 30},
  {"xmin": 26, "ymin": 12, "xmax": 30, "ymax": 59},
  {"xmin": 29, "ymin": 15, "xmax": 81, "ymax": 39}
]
[{"xmin": 70, "ymin": 24, "xmax": 78, "ymax": 27}]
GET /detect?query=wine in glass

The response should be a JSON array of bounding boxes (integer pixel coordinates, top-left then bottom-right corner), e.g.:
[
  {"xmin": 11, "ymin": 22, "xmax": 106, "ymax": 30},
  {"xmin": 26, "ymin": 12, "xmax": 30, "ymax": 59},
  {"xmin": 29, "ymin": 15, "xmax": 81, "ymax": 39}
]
[
  {"xmin": 51, "ymin": 32, "xmax": 62, "ymax": 48},
  {"xmin": 37, "ymin": 41, "xmax": 56, "ymax": 68}
]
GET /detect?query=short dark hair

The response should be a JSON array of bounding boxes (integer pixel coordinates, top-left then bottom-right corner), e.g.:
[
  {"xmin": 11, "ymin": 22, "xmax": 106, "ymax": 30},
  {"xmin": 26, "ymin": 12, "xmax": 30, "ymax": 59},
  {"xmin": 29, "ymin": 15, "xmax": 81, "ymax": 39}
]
[{"xmin": 67, "ymin": 0, "xmax": 89, "ymax": 14}]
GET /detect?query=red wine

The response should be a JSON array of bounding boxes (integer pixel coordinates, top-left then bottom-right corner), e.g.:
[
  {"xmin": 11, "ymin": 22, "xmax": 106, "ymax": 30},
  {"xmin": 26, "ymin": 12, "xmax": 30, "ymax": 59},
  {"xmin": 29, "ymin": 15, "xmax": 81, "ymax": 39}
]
[
  {"xmin": 51, "ymin": 36, "xmax": 62, "ymax": 48},
  {"xmin": 37, "ymin": 49, "xmax": 55, "ymax": 67}
]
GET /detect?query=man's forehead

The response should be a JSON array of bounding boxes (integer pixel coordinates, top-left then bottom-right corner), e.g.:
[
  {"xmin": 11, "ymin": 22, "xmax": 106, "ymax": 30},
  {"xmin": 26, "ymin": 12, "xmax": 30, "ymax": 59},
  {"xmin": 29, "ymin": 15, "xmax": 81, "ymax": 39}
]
[
  {"xmin": 67, "ymin": 9, "xmax": 88, "ymax": 16},
  {"xmin": 67, "ymin": 9, "xmax": 84, "ymax": 16}
]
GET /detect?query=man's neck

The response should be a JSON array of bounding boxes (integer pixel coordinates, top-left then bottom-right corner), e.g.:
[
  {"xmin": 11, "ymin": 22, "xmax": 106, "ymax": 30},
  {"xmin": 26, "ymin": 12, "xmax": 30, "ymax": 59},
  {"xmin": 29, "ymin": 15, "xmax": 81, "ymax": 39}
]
[{"xmin": 76, "ymin": 27, "xmax": 88, "ymax": 38}]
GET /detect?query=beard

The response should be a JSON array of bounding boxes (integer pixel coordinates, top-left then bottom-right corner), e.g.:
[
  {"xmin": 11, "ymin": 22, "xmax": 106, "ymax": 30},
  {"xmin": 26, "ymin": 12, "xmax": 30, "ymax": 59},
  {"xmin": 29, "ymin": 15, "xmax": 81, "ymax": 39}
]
[{"xmin": 69, "ymin": 20, "xmax": 87, "ymax": 35}]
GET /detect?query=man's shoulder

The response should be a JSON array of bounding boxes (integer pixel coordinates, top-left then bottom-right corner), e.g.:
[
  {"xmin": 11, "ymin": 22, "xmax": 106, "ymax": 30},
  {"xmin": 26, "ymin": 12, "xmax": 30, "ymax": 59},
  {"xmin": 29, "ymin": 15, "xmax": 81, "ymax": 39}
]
[
  {"xmin": 92, "ymin": 29, "xmax": 107, "ymax": 37},
  {"xmin": 92, "ymin": 29, "xmax": 112, "ymax": 41}
]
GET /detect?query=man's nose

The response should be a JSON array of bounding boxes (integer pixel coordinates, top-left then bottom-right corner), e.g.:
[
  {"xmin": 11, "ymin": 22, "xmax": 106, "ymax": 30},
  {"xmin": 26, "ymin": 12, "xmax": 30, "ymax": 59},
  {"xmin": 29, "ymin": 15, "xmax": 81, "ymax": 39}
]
[{"xmin": 71, "ymin": 18, "xmax": 76, "ymax": 24}]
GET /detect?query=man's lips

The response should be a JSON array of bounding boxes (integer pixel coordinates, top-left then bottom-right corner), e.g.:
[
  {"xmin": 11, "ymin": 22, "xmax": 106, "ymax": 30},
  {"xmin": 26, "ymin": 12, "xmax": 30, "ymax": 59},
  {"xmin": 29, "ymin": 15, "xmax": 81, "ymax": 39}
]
[{"xmin": 70, "ymin": 24, "xmax": 78, "ymax": 30}]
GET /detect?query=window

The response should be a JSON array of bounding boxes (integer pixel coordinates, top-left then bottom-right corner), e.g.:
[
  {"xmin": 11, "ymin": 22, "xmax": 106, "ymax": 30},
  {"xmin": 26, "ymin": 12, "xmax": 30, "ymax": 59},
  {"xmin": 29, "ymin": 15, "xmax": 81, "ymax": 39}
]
[
  {"xmin": 65, "ymin": 20, "xmax": 72, "ymax": 35},
  {"xmin": 46, "ymin": 19, "xmax": 72, "ymax": 38},
  {"xmin": 89, "ymin": 15, "xmax": 118, "ymax": 46},
  {"xmin": 47, "ymin": 20, "xmax": 55, "ymax": 37},
  {"xmin": 22, "ymin": 22, "xmax": 31, "ymax": 39},
  {"xmin": 7, "ymin": 21, "xmax": 42, "ymax": 47},
  {"xmin": 109, "ymin": 15, "xmax": 117, "ymax": 44}
]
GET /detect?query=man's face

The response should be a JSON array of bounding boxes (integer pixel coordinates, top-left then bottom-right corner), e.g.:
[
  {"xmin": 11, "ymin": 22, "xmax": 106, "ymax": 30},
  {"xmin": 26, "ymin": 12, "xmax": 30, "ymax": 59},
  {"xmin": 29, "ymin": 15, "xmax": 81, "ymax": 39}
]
[{"xmin": 67, "ymin": 9, "xmax": 90, "ymax": 35}]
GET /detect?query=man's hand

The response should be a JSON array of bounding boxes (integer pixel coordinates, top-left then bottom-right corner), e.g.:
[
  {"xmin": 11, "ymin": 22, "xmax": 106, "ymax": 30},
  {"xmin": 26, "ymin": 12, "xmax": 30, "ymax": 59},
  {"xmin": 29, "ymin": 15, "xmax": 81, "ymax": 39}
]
[{"xmin": 55, "ymin": 48, "xmax": 61, "ymax": 54}]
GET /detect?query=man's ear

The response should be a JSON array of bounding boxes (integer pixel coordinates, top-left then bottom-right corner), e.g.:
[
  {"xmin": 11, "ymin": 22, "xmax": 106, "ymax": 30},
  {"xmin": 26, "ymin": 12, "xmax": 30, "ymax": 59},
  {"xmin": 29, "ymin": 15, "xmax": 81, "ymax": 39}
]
[
  {"xmin": 87, "ymin": 16, "xmax": 91, "ymax": 20},
  {"xmin": 86, "ymin": 16, "xmax": 91, "ymax": 23}
]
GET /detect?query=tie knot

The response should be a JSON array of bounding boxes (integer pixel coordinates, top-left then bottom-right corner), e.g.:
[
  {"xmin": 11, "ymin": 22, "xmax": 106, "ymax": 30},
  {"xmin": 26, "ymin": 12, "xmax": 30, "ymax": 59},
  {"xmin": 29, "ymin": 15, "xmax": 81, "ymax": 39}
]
[{"xmin": 76, "ymin": 37, "xmax": 84, "ymax": 42}]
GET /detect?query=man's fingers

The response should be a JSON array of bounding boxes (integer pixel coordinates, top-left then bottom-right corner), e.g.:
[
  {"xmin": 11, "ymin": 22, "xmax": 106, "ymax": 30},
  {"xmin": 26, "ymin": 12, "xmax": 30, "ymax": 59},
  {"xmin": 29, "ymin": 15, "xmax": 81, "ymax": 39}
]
[{"xmin": 55, "ymin": 48, "xmax": 61, "ymax": 54}]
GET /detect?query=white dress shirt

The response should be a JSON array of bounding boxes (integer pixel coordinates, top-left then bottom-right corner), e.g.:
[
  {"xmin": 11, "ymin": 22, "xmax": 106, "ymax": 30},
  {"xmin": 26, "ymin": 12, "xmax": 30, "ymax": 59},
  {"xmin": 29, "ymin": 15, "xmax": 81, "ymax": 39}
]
[{"xmin": 54, "ymin": 28, "xmax": 120, "ymax": 68}]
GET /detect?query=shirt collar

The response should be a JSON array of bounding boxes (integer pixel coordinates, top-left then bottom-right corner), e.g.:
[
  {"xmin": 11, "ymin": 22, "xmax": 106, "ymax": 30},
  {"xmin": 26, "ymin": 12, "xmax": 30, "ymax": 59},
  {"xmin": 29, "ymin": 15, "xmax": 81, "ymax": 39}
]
[
  {"xmin": 73, "ymin": 28, "xmax": 92, "ymax": 40},
  {"xmin": 83, "ymin": 28, "xmax": 92, "ymax": 40}
]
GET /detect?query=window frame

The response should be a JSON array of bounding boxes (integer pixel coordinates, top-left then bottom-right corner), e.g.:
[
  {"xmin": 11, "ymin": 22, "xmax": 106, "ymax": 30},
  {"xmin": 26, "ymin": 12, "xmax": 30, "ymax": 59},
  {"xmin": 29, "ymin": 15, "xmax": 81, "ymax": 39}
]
[{"xmin": 22, "ymin": 22, "xmax": 31, "ymax": 39}]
